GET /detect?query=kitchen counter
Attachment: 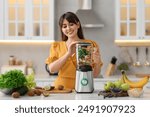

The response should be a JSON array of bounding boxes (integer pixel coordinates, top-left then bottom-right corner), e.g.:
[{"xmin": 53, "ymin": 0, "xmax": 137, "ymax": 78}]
[
  {"xmin": 0, "ymin": 75, "xmax": 150, "ymax": 100},
  {"xmin": 0, "ymin": 84, "xmax": 150, "ymax": 100},
  {"xmin": 0, "ymin": 87, "xmax": 150, "ymax": 100}
]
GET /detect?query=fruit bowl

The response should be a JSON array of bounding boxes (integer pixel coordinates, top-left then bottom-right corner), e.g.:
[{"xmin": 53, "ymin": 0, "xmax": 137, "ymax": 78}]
[{"xmin": 127, "ymin": 88, "xmax": 143, "ymax": 98}]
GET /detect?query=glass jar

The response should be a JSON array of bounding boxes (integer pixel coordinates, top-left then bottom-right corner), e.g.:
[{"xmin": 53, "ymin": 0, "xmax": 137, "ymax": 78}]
[
  {"xmin": 76, "ymin": 42, "xmax": 93, "ymax": 71},
  {"xmin": 9, "ymin": 55, "xmax": 16, "ymax": 65}
]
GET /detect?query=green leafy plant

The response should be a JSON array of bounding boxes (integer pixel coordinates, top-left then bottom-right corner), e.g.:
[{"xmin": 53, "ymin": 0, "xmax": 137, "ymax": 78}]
[
  {"xmin": 25, "ymin": 73, "xmax": 36, "ymax": 90},
  {"xmin": 117, "ymin": 63, "xmax": 129, "ymax": 71},
  {"xmin": 0, "ymin": 70, "xmax": 27, "ymax": 89}
]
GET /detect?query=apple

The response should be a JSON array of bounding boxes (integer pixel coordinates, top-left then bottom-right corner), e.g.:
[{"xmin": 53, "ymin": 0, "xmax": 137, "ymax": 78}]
[
  {"xmin": 114, "ymin": 80, "xmax": 122, "ymax": 88},
  {"xmin": 121, "ymin": 83, "xmax": 130, "ymax": 91},
  {"xmin": 104, "ymin": 81, "xmax": 114, "ymax": 91}
]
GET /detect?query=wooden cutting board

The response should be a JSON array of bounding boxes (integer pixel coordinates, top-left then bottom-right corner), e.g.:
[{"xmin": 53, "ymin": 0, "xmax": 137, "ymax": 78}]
[
  {"xmin": 39, "ymin": 88, "xmax": 72, "ymax": 94},
  {"xmin": 135, "ymin": 73, "xmax": 150, "ymax": 78}
]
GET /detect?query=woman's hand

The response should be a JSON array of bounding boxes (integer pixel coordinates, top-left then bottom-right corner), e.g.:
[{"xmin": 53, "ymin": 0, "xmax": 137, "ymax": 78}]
[
  {"xmin": 92, "ymin": 47, "xmax": 102, "ymax": 77},
  {"xmin": 92, "ymin": 47, "xmax": 101, "ymax": 65},
  {"xmin": 67, "ymin": 41, "xmax": 79, "ymax": 57}
]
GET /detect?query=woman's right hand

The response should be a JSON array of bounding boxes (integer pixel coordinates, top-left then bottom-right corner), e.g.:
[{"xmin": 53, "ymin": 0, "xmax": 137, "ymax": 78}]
[{"xmin": 67, "ymin": 41, "xmax": 79, "ymax": 57}]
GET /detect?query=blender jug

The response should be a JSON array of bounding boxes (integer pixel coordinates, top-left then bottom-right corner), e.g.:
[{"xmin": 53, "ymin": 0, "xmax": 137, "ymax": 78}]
[{"xmin": 75, "ymin": 42, "xmax": 94, "ymax": 93}]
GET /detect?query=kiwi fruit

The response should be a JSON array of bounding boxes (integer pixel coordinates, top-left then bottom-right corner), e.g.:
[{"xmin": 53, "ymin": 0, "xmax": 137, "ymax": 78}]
[
  {"xmin": 58, "ymin": 85, "xmax": 64, "ymax": 90},
  {"xmin": 12, "ymin": 92, "xmax": 20, "ymax": 98},
  {"xmin": 34, "ymin": 89, "xmax": 42, "ymax": 96},
  {"xmin": 27, "ymin": 90, "xmax": 35, "ymax": 96},
  {"xmin": 42, "ymin": 91, "xmax": 50, "ymax": 97}
]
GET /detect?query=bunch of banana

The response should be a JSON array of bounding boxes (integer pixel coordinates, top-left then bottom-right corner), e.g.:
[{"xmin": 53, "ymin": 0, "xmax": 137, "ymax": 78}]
[{"xmin": 121, "ymin": 70, "xmax": 149, "ymax": 88}]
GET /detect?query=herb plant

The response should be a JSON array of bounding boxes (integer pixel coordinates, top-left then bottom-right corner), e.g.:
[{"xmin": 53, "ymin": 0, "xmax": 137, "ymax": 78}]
[{"xmin": 0, "ymin": 70, "xmax": 27, "ymax": 89}]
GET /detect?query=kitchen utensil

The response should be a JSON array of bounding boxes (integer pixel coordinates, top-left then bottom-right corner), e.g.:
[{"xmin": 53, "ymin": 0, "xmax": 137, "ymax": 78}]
[
  {"xmin": 144, "ymin": 47, "xmax": 150, "ymax": 66},
  {"xmin": 105, "ymin": 56, "xmax": 117, "ymax": 76},
  {"xmin": 135, "ymin": 73, "xmax": 150, "ymax": 78},
  {"xmin": 119, "ymin": 47, "xmax": 133, "ymax": 64},
  {"xmin": 133, "ymin": 47, "xmax": 141, "ymax": 67},
  {"xmin": 75, "ymin": 42, "xmax": 94, "ymax": 93}
]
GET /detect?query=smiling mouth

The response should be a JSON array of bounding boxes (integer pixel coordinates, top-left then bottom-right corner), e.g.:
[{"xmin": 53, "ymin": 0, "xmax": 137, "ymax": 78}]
[{"xmin": 67, "ymin": 31, "xmax": 73, "ymax": 35}]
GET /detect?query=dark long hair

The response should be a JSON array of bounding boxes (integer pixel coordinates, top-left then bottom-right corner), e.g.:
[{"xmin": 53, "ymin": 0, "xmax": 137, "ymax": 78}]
[{"xmin": 59, "ymin": 12, "xmax": 84, "ymax": 41}]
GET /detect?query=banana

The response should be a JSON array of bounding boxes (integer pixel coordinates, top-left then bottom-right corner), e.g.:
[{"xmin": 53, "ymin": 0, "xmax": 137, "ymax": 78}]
[
  {"xmin": 120, "ymin": 75, "xmax": 125, "ymax": 83},
  {"xmin": 123, "ymin": 73, "xmax": 149, "ymax": 88}
]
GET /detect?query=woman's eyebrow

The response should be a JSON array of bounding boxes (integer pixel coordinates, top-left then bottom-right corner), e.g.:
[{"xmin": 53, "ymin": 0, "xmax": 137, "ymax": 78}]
[{"xmin": 62, "ymin": 24, "xmax": 67, "ymax": 26}]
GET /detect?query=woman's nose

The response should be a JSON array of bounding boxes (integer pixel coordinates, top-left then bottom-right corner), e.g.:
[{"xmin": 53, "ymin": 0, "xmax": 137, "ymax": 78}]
[{"xmin": 67, "ymin": 25, "xmax": 71, "ymax": 30}]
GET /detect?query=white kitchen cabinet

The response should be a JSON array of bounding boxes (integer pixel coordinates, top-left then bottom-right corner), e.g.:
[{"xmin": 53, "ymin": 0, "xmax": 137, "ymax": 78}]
[
  {"xmin": 0, "ymin": 0, "xmax": 4, "ymax": 39},
  {"xmin": 115, "ymin": 0, "xmax": 150, "ymax": 46},
  {"xmin": 1, "ymin": 0, "xmax": 54, "ymax": 41}
]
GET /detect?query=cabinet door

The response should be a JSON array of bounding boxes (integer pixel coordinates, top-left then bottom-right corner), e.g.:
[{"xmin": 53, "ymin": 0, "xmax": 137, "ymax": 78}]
[
  {"xmin": 142, "ymin": 0, "xmax": 150, "ymax": 39},
  {"xmin": 116, "ymin": 0, "xmax": 139, "ymax": 40},
  {"xmin": 5, "ymin": 0, "xmax": 26, "ymax": 40},
  {"xmin": 28, "ymin": 0, "xmax": 54, "ymax": 40},
  {"xmin": 4, "ymin": 0, "xmax": 54, "ymax": 41},
  {"xmin": 0, "ymin": 0, "xmax": 4, "ymax": 39}
]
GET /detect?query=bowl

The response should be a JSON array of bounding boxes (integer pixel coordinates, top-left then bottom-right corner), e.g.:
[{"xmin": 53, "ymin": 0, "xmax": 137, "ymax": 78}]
[
  {"xmin": 0, "ymin": 88, "xmax": 15, "ymax": 95},
  {"xmin": 127, "ymin": 88, "xmax": 143, "ymax": 98}
]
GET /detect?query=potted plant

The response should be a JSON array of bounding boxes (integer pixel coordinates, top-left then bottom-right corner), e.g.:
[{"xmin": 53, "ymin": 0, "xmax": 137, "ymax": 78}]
[{"xmin": 0, "ymin": 70, "xmax": 28, "ymax": 95}]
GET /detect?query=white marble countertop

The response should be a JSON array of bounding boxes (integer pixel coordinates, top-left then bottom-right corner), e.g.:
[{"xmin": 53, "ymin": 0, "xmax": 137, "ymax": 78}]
[{"xmin": 0, "ymin": 87, "xmax": 150, "ymax": 100}]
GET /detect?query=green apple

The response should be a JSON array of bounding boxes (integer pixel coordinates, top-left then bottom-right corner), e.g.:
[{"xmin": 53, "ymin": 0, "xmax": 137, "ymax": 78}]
[
  {"xmin": 104, "ymin": 81, "xmax": 114, "ymax": 91},
  {"xmin": 114, "ymin": 80, "xmax": 122, "ymax": 88},
  {"xmin": 121, "ymin": 83, "xmax": 130, "ymax": 91}
]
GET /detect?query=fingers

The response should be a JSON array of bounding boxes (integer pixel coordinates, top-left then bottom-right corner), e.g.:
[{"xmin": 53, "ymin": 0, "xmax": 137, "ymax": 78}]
[{"xmin": 93, "ymin": 47, "xmax": 99, "ymax": 53}]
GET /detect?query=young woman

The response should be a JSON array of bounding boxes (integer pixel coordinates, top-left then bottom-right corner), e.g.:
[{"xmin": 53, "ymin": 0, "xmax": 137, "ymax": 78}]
[{"xmin": 46, "ymin": 12, "xmax": 103, "ymax": 89}]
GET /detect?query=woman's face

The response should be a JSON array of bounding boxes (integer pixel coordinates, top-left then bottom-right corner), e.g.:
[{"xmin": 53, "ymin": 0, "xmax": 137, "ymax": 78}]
[{"xmin": 61, "ymin": 19, "xmax": 80, "ymax": 38}]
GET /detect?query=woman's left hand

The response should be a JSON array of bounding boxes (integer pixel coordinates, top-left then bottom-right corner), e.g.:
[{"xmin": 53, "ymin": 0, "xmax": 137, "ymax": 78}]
[{"xmin": 92, "ymin": 47, "xmax": 101, "ymax": 65}]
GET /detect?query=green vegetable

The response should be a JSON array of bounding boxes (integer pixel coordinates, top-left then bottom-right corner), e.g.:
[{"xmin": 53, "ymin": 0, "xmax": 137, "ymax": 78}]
[
  {"xmin": 25, "ymin": 73, "xmax": 36, "ymax": 90},
  {"xmin": 117, "ymin": 63, "xmax": 129, "ymax": 71},
  {"xmin": 0, "ymin": 70, "xmax": 27, "ymax": 89},
  {"xmin": 78, "ymin": 48, "xmax": 89, "ymax": 59}
]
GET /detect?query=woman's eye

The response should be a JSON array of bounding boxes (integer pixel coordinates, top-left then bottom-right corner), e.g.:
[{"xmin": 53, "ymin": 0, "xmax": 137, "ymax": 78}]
[{"xmin": 62, "ymin": 25, "xmax": 67, "ymax": 28}]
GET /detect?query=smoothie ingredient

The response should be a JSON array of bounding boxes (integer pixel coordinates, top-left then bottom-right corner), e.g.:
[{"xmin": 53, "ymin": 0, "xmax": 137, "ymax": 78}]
[
  {"xmin": 58, "ymin": 85, "xmax": 64, "ymax": 90},
  {"xmin": 27, "ymin": 90, "xmax": 35, "ymax": 96},
  {"xmin": 0, "ymin": 70, "xmax": 27, "ymax": 89},
  {"xmin": 42, "ymin": 91, "xmax": 50, "ymax": 97},
  {"xmin": 12, "ymin": 92, "xmax": 20, "ymax": 98}
]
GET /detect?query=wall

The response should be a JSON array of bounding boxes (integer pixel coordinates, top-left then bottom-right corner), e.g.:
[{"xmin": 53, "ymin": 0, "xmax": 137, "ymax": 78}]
[
  {"xmin": 0, "ymin": 44, "xmax": 50, "ymax": 75},
  {"xmin": 0, "ymin": 0, "xmax": 149, "ymax": 77}
]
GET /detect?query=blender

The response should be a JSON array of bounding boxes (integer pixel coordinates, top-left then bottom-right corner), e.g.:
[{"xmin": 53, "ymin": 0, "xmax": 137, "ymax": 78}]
[{"xmin": 75, "ymin": 42, "xmax": 94, "ymax": 93}]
